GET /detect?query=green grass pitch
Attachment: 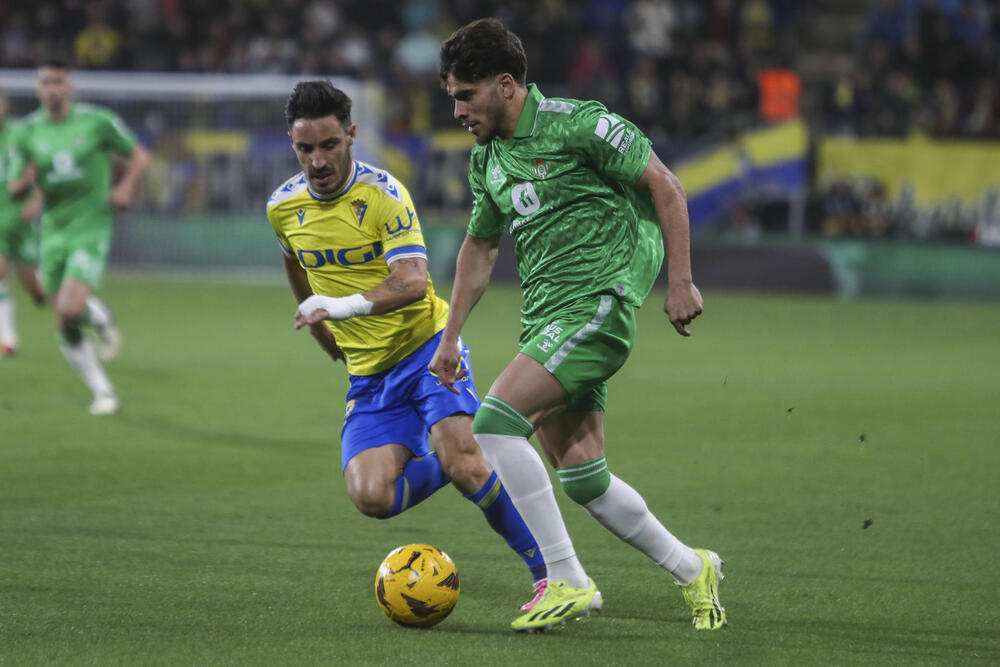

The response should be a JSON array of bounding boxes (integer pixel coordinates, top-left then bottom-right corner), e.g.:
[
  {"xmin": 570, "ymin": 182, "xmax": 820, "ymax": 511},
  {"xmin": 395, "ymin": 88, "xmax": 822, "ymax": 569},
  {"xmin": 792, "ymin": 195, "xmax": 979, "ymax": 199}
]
[{"xmin": 2, "ymin": 275, "xmax": 998, "ymax": 665}]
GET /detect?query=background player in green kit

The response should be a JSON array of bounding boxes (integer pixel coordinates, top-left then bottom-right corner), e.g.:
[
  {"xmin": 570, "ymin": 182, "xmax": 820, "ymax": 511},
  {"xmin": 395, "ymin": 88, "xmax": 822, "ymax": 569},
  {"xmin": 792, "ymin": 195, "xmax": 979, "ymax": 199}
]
[
  {"xmin": 8, "ymin": 59, "xmax": 148, "ymax": 415},
  {"xmin": 0, "ymin": 91, "xmax": 46, "ymax": 357},
  {"xmin": 429, "ymin": 19, "xmax": 726, "ymax": 632}
]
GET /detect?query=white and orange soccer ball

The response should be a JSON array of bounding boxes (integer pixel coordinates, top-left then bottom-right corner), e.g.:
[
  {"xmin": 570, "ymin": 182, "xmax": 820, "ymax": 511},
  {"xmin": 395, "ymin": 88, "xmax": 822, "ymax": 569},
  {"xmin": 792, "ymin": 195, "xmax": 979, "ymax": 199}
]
[{"xmin": 375, "ymin": 543, "xmax": 460, "ymax": 627}]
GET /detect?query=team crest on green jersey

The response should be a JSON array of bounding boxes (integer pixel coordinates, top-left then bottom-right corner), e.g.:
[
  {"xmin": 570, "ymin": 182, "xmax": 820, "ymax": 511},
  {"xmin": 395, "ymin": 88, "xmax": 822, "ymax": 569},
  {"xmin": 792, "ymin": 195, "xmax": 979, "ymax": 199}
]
[
  {"xmin": 351, "ymin": 198, "xmax": 368, "ymax": 225},
  {"xmin": 533, "ymin": 159, "xmax": 548, "ymax": 179}
]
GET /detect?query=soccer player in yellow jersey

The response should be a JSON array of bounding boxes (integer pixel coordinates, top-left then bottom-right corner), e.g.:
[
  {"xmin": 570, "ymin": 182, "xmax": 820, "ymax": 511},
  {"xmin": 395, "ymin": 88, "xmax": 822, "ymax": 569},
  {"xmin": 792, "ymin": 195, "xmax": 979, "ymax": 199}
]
[{"xmin": 266, "ymin": 81, "xmax": 547, "ymax": 609}]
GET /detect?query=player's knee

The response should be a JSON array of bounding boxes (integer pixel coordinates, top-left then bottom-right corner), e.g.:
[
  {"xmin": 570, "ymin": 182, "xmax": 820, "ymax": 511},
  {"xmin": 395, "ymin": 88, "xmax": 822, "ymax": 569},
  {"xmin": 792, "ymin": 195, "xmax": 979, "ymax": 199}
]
[
  {"xmin": 438, "ymin": 447, "xmax": 490, "ymax": 490},
  {"xmin": 346, "ymin": 479, "xmax": 395, "ymax": 518}
]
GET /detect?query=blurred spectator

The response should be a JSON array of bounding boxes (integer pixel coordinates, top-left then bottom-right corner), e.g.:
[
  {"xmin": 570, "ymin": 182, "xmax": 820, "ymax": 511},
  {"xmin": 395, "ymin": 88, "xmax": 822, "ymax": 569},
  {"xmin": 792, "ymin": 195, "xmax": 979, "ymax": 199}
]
[
  {"xmin": 74, "ymin": 4, "xmax": 123, "ymax": 68},
  {"xmin": 569, "ymin": 31, "xmax": 621, "ymax": 107},
  {"xmin": 624, "ymin": 0, "xmax": 678, "ymax": 61},
  {"xmin": 246, "ymin": 14, "xmax": 300, "ymax": 74},
  {"xmin": 702, "ymin": 0, "xmax": 737, "ymax": 48},
  {"xmin": 740, "ymin": 0, "xmax": 776, "ymax": 54},
  {"xmin": 965, "ymin": 77, "xmax": 999, "ymax": 137},
  {"xmin": 863, "ymin": 0, "xmax": 907, "ymax": 51},
  {"xmin": 303, "ymin": 0, "xmax": 343, "ymax": 40},
  {"xmin": 1, "ymin": 11, "xmax": 35, "ymax": 66},
  {"xmin": 822, "ymin": 56, "xmax": 857, "ymax": 134}
]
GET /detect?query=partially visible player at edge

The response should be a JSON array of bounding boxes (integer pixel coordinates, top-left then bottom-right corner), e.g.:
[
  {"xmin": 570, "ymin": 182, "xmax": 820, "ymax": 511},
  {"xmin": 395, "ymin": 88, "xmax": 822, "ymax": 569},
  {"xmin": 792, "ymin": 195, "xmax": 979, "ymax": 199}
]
[
  {"xmin": 0, "ymin": 91, "xmax": 45, "ymax": 357},
  {"xmin": 429, "ymin": 18, "xmax": 726, "ymax": 632},
  {"xmin": 265, "ymin": 80, "xmax": 548, "ymax": 609},
  {"xmin": 8, "ymin": 59, "xmax": 148, "ymax": 414}
]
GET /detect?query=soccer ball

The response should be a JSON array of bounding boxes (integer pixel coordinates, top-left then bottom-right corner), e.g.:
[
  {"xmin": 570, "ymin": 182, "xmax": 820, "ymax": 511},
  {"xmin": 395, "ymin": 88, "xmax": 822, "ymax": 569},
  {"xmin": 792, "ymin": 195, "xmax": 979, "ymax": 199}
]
[{"xmin": 375, "ymin": 543, "xmax": 460, "ymax": 628}]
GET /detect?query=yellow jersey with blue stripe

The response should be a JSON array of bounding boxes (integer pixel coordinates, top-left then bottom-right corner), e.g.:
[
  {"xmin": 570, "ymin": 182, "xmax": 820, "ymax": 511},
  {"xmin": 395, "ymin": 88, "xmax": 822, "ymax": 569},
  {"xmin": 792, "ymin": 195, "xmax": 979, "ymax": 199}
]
[{"xmin": 266, "ymin": 161, "xmax": 449, "ymax": 376}]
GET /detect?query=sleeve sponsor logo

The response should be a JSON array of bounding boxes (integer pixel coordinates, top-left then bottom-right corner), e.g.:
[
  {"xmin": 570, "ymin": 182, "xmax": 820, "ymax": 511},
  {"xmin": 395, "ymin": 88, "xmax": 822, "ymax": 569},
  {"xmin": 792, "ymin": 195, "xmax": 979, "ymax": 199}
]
[
  {"xmin": 594, "ymin": 114, "xmax": 635, "ymax": 155},
  {"xmin": 384, "ymin": 206, "xmax": 417, "ymax": 235}
]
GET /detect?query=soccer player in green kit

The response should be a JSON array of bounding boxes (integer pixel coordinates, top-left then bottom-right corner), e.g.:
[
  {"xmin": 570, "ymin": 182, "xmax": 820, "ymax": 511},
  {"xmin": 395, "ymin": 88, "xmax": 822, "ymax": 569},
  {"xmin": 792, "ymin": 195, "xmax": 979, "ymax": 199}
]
[
  {"xmin": 8, "ymin": 59, "xmax": 148, "ymax": 414},
  {"xmin": 429, "ymin": 19, "xmax": 726, "ymax": 632},
  {"xmin": 0, "ymin": 91, "xmax": 46, "ymax": 357}
]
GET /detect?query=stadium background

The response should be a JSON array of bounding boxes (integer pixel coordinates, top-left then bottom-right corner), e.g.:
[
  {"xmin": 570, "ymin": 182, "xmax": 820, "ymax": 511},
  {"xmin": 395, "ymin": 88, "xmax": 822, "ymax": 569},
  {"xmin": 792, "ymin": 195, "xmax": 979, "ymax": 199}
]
[{"xmin": 2, "ymin": 0, "xmax": 999, "ymax": 299}]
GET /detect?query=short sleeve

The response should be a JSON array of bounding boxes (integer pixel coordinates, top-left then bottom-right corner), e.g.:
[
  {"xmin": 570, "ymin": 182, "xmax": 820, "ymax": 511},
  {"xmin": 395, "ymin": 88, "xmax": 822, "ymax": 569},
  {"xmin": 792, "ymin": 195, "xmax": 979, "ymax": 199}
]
[
  {"xmin": 99, "ymin": 110, "xmax": 138, "ymax": 156},
  {"xmin": 466, "ymin": 154, "xmax": 506, "ymax": 238},
  {"xmin": 265, "ymin": 204, "xmax": 294, "ymax": 257},
  {"xmin": 375, "ymin": 181, "xmax": 428, "ymax": 265},
  {"xmin": 569, "ymin": 104, "xmax": 652, "ymax": 186}
]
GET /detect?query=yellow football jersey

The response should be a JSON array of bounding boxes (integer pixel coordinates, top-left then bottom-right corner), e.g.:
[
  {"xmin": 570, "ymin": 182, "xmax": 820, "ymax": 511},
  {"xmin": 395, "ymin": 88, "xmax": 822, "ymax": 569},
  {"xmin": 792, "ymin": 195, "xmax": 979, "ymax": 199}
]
[{"xmin": 266, "ymin": 161, "xmax": 449, "ymax": 376}]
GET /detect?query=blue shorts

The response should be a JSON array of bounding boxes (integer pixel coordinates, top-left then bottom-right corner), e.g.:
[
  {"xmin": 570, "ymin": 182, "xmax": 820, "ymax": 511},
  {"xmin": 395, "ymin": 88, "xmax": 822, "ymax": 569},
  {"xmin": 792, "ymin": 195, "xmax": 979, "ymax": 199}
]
[{"xmin": 340, "ymin": 330, "xmax": 481, "ymax": 470}]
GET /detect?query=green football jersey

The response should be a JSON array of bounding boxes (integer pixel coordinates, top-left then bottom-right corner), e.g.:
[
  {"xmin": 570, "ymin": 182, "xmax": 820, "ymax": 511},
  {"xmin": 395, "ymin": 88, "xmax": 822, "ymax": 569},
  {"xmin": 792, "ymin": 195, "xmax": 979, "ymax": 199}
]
[
  {"xmin": 0, "ymin": 119, "xmax": 24, "ymax": 228},
  {"xmin": 467, "ymin": 84, "xmax": 664, "ymax": 331},
  {"xmin": 15, "ymin": 103, "xmax": 136, "ymax": 234}
]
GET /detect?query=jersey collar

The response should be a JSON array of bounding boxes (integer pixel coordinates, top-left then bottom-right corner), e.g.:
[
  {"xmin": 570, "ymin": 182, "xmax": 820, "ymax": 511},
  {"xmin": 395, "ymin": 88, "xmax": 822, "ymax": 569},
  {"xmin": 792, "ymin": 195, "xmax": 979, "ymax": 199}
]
[
  {"xmin": 45, "ymin": 102, "xmax": 76, "ymax": 124},
  {"xmin": 306, "ymin": 160, "xmax": 358, "ymax": 201},
  {"xmin": 511, "ymin": 84, "xmax": 545, "ymax": 139}
]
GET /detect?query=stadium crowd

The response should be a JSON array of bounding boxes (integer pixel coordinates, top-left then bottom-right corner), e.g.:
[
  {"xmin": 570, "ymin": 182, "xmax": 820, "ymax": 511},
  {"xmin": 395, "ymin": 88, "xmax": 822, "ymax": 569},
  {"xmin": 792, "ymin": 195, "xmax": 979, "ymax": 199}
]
[
  {"xmin": 3, "ymin": 1, "xmax": 999, "ymax": 144},
  {"xmin": 826, "ymin": 0, "xmax": 1000, "ymax": 138},
  {"xmin": 3, "ymin": 0, "xmax": 999, "ymax": 242},
  {"xmin": 0, "ymin": 0, "xmax": 802, "ymax": 157}
]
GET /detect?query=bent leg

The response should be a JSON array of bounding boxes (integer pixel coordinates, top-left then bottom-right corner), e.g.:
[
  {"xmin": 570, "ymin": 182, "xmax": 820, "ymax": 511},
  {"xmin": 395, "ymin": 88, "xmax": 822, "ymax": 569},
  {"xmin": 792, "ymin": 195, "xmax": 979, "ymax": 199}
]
[
  {"xmin": 55, "ymin": 279, "xmax": 116, "ymax": 407},
  {"xmin": 433, "ymin": 413, "xmax": 546, "ymax": 584},
  {"xmin": 541, "ymin": 411, "xmax": 702, "ymax": 585},
  {"xmin": 473, "ymin": 355, "xmax": 589, "ymax": 588},
  {"xmin": 16, "ymin": 263, "xmax": 45, "ymax": 305},
  {"xmin": 344, "ymin": 443, "xmax": 449, "ymax": 519}
]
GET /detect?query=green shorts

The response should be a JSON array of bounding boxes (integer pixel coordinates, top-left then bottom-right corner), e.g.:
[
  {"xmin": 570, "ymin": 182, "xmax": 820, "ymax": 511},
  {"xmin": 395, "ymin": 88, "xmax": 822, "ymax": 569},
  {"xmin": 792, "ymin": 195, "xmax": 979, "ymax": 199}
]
[
  {"xmin": 519, "ymin": 294, "xmax": 636, "ymax": 412},
  {"xmin": 39, "ymin": 227, "xmax": 111, "ymax": 295},
  {"xmin": 0, "ymin": 216, "xmax": 39, "ymax": 265}
]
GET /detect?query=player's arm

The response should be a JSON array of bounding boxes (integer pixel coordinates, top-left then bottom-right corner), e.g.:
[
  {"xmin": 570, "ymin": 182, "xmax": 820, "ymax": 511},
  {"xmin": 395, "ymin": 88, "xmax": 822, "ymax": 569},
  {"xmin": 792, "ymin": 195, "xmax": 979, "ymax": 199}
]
[
  {"xmin": 294, "ymin": 255, "xmax": 429, "ymax": 327},
  {"xmin": 637, "ymin": 150, "xmax": 703, "ymax": 336},
  {"xmin": 428, "ymin": 233, "xmax": 500, "ymax": 393},
  {"xmin": 110, "ymin": 144, "xmax": 148, "ymax": 210},
  {"xmin": 7, "ymin": 161, "xmax": 36, "ymax": 199},
  {"xmin": 19, "ymin": 185, "xmax": 43, "ymax": 222},
  {"xmin": 282, "ymin": 252, "xmax": 345, "ymax": 363}
]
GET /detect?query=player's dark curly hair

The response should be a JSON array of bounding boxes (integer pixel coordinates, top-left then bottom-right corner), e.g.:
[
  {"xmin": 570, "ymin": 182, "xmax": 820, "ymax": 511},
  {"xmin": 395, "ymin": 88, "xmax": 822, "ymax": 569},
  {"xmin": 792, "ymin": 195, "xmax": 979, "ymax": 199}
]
[
  {"xmin": 439, "ymin": 18, "xmax": 527, "ymax": 87},
  {"xmin": 39, "ymin": 56, "xmax": 71, "ymax": 70},
  {"xmin": 285, "ymin": 80, "xmax": 352, "ymax": 129}
]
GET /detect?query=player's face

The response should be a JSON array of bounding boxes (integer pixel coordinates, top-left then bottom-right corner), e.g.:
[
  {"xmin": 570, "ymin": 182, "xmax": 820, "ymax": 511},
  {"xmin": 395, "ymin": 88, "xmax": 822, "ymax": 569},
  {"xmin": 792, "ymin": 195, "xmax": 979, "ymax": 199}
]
[
  {"xmin": 289, "ymin": 115, "xmax": 356, "ymax": 196},
  {"xmin": 37, "ymin": 67, "xmax": 72, "ymax": 115},
  {"xmin": 446, "ymin": 74, "xmax": 508, "ymax": 145}
]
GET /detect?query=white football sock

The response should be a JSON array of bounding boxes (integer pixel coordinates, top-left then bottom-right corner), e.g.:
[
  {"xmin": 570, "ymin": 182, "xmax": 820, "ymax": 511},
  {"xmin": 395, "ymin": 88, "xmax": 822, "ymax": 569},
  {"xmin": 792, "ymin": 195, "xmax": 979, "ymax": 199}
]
[
  {"xmin": 474, "ymin": 433, "xmax": 589, "ymax": 587},
  {"xmin": 0, "ymin": 280, "xmax": 16, "ymax": 347},
  {"xmin": 584, "ymin": 474, "xmax": 703, "ymax": 585},
  {"xmin": 85, "ymin": 295, "xmax": 113, "ymax": 329},
  {"xmin": 60, "ymin": 340, "xmax": 115, "ymax": 398}
]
